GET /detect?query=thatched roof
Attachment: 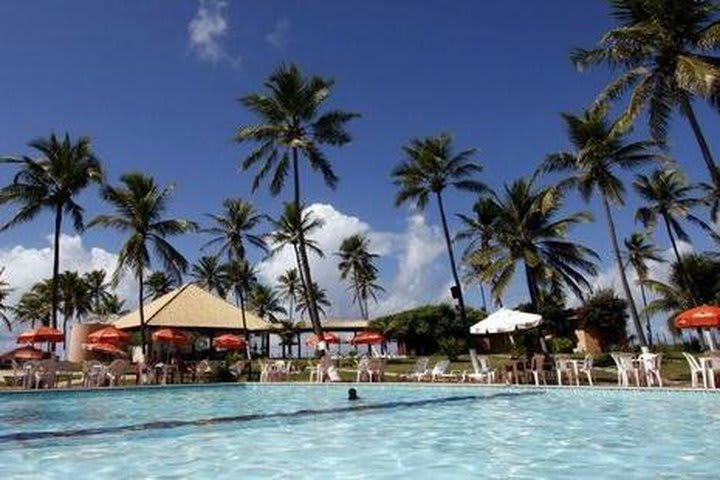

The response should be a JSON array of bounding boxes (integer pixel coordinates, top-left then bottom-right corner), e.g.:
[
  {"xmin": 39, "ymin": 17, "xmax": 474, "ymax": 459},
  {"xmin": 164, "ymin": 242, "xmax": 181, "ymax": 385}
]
[{"xmin": 114, "ymin": 284, "xmax": 271, "ymax": 332}]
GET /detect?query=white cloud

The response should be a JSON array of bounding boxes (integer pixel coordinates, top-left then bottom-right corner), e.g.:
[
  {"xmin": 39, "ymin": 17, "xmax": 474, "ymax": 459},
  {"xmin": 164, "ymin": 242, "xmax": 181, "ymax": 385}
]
[
  {"xmin": 0, "ymin": 234, "xmax": 137, "ymax": 314},
  {"xmin": 265, "ymin": 19, "xmax": 290, "ymax": 49},
  {"xmin": 255, "ymin": 203, "xmax": 452, "ymax": 319},
  {"xmin": 188, "ymin": 0, "xmax": 241, "ymax": 67}
]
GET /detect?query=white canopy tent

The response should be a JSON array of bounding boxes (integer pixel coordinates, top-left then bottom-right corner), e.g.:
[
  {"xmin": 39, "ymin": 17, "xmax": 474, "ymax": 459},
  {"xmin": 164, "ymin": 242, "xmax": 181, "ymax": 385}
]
[{"xmin": 470, "ymin": 308, "xmax": 543, "ymax": 335}]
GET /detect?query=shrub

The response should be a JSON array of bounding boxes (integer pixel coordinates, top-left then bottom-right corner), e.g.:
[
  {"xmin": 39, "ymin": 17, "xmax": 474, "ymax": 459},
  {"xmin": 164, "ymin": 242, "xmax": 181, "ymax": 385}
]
[
  {"xmin": 438, "ymin": 337, "xmax": 466, "ymax": 361},
  {"xmin": 549, "ymin": 337, "xmax": 574, "ymax": 354}
]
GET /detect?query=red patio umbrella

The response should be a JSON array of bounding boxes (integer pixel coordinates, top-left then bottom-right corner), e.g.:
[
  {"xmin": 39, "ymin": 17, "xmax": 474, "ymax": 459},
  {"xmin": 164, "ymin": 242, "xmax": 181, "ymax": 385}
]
[
  {"xmin": 213, "ymin": 334, "xmax": 247, "ymax": 350},
  {"xmin": 83, "ymin": 342, "xmax": 127, "ymax": 357},
  {"xmin": 87, "ymin": 326, "xmax": 131, "ymax": 345},
  {"xmin": 349, "ymin": 331, "xmax": 385, "ymax": 345},
  {"xmin": 675, "ymin": 305, "xmax": 720, "ymax": 329},
  {"xmin": 1, "ymin": 345, "xmax": 45, "ymax": 360},
  {"xmin": 152, "ymin": 328, "xmax": 191, "ymax": 346},
  {"xmin": 17, "ymin": 326, "xmax": 64, "ymax": 345},
  {"xmin": 305, "ymin": 331, "xmax": 341, "ymax": 347}
]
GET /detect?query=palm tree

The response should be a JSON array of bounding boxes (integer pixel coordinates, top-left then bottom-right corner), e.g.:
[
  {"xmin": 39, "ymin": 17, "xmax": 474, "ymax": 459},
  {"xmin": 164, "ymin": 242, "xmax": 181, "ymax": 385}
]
[
  {"xmin": 457, "ymin": 197, "xmax": 501, "ymax": 311},
  {"xmin": 470, "ymin": 179, "xmax": 598, "ymax": 309},
  {"xmin": 633, "ymin": 168, "xmax": 708, "ymax": 302},
  {"xmin": 0, "ymin": 133, "xmax": 102, "ymax": 331},
  {"xmin": 542, "ymin": 106, "xmax": 659, "ymax": 346},
  {"xmin": 191, "ymin": 256, "xmax": 229, "ymax": 297},
  {"xmin": 0, "ymin": 268, "xmax": 12, "ymax": 330},
  {"xmin": 572, "ymin": 0, "xmax": 720, "ymax": 185},
  {"xmin": 623, "ymin": 232, "xmax": 665, "ymax": 346},
  {"xmin": 277, "ymin": 268, "xmax": 301, "ymax": 323},
  {"xmin": 57, "ymin": 270, "xmax": 92, "ymax": 343},
  {"xmin": 97, "ymin": 294, "xmax": 128, "ymax": 316},
  {"xmin": 14, "ymin": 283, "xmax": 52, "ymax": 328},
  {"xmin": 249, "ymin": 283, "xmax": 287, "ymax": 323},
  {"xmin": 202, "ymin": 199, "xmax": 267, "ymax": 261},
  {"xmin": 236, "ymin": 63, "xmax": 359, "ymax": 351},
  {"xmin": 392, "ymin": 133, "xmax": 486, "ymax": 324},
  {"xmin": 296, "ymin": 282, "xmax": 331, "ymax": 320},
  {"xmin": 144, "ymin": 271, "xmax": 176, "ymax": 301},
  {"xmin": 89, "ymin": 173, "xmax": 196, "ymax": 355},
  {"xmin": 224, "ymin": 258, "xmax": 257, "ymax": 349},
  {"xmin": 83, "ymin": 270, "xmax": 113, "ymax": 316},
  {"xmin": 336, "ymin": 234, "xmax": 383, "ymax": 319}
]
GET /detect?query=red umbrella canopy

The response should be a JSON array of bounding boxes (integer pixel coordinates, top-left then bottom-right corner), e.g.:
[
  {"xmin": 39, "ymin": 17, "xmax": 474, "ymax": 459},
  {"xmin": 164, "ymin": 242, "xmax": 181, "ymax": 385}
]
[
  {"xmin": 349, "ymin": 331, "xmax": 385, "ymax": 345},
  {"xmin": 1, "ymin": 345, "xmax": 45, "ymax": 360},
  {"xmin": 17, "ymin": 326, "xmax": 64, "ymax": 344},
  {"xmin": 87, "ymin": 326, "xmax": 131, "ymax": 345},
  {"xmin": 83, "ymin": 342, "xmax": 127, "ymax": 357},
  {"xmin": 152, "ymin": 328, "xmax": 191, "ymax": 346},
  {"xmin": 305, "ymin": 332, "xmax": 341, "ymax": 346},
  {"xmin": 213, "ymin": 334, "xmax": 247, "ymax": 350},
  {"xmin": 675, "ymin": 305, "xmax": 720, "ymax": 329}
]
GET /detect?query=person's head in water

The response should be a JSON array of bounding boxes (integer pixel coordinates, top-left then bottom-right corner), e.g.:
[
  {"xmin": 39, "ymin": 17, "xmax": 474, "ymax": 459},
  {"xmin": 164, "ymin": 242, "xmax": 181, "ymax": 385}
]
[{"xmin": 348, "ymin": 388, "xmax": 359, "ymax": 401}]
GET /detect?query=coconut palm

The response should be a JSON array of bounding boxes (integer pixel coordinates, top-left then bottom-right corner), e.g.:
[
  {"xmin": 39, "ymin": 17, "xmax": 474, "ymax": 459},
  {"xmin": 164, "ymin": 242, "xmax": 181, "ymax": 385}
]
[
  {"xmin": 572, "ymin": 0, "xmax": 720, "ymax": 185},
  {"xmin": 249, "ymin": 283, "xmax": 287, "ymax": 323},
  {"xmin": 236, "ymin": 63, "xmax": 359, "ymax": 349},
  {"xmin": 296, "ymin": 282, "xmax": 331, "ymax": 320},
  {"xmin": 633, "ymin": 168, "xmax": 709, "ymax": 302},
  {"xmin": 645, "ymin": 253, "xmax": 720, "ymax": 335},
  {"xmin": 0, "ymin": 268, "xmax": 12, "ymax": 330},
  {"xmin": 0, "ymin": 133, "xmax": 102, "ymax": 331},
  {"xmin": 14, "ymin": 283, "xmax": 52, "ymax": 328},
  {"xmin": 457, "ymin": 197, "xmax": 502, "ymax": 311},
  {"xmin": 336, "ymin": 234, "xmax": 383, "ymax": 319},
  {"xmin": 392, "ymin": 133, "xmax": 486, "ymax": 323},
  {"xmin": 83, "ymin": 270, "xmax": 113, "ymax": 316},
  {"xmin": 470, "ymin": 179, "xmax": 598, "ymax": 309},
  {"xmin": 190, "ymin": 256, "xmax": 229, "ymax": 297},
  {"xmin": 542, "ymin": 106, "xmax": 659, "ymax": 346},
  {"xmin": 57, "ymin": 270, "xmax": 92, "ymax": 343},
  {"xmin": 623, "ymin": 232, "xmax": 665, "ymax": 346},
  {"xmin": 97, "ymin": 294, "xmax": 128, "ymax": 316},
  {"xmin": 202, "ymin": 199, "xmax": 267, "ymax": 261},
  {"xmin": 277, "ymin": 268, "xmax": 301, "ymax": 323},
  {"xmin": 144, "ymin": 271, "xmax": 176, "ymax": 301},
  {"xmin": 89, "ymin": 173, "xmax": 196, "ymax": 354}
]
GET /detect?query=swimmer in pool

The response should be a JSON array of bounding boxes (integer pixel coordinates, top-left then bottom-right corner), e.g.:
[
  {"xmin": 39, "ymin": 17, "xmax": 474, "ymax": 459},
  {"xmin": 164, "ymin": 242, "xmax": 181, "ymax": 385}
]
[{"xmin": 348, "ymin": 388, "xmax": 359, "ymax": 401}]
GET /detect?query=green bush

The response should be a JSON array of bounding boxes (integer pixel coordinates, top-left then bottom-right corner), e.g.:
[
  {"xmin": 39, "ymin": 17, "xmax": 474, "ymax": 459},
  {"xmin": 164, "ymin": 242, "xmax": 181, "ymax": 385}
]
[
  {"xmin": 549, "ymin": 337, "xmax": 574, "ymax": 354},
  {"xmin": 438, "ymin": 337, "xmax": 466, "ymax": 361},
  {"xmin": 593, "ymin": 353, "xmax": 614, "ymax": 367}
]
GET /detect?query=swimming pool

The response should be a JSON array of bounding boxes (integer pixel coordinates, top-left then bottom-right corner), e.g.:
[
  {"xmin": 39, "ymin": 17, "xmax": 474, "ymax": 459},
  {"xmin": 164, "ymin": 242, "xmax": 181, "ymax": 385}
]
[{"xmin": 0, "ymin": 384, "xmax": 718, "ymax": 479}]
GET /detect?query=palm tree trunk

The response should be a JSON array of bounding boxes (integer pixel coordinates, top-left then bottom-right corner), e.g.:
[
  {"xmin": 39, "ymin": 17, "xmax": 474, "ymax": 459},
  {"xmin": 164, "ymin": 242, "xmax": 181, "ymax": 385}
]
[
  {"xmin": 601, "ymin": 196, "xmax": 647, "ymax": 346},
  {"xmin": 435, "ymin": 192, "xmax": 467, "ymax": 323},
  {"xmin": 639, "ymin": 282, "xmax": 653, "ymax": 347},
  {"xmin": 138, "ymin": 267, "xmax": 147, "ymax": 356},
  {"xmin": 352, "ymin": 268, "xmax": 366, "ymax": 319},
  {"xmin": 680, "ymin": 97, "xmax": 720, "ymax": 187},
  {"xmin": 292, "ymin": 147, "xmax": 325, "ymax": 349},
  {"xmin": 51, "ymin": 204, "xmax": 62, "ymax": 332},
  {"xmin": 479, "ymin": 283, "xmax": 487, "ymax": 312},
  {"xmin": 523, "ymin": 261, "xmax": 540, "ymax": 310},
  {"xmin": 662, "ymin": 214, "xmax": 698, "ymax": 306},
  {"xmin": 238, "ymin": 289, "xmax": 252, "ymax": 361}
]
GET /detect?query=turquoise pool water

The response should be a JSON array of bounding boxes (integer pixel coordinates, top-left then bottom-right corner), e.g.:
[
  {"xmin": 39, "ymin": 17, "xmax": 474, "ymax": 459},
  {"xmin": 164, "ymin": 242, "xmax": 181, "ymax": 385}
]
[{"xmin": 0, "ymin": 384, "xmax": 718, "ymax": 479}]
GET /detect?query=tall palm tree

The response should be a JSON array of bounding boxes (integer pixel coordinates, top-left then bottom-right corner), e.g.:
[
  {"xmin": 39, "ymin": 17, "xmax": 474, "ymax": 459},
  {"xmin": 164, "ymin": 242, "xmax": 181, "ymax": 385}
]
[
  {"xmin": 190, "ymin": 256, "xmax": 229, "ymax": 297},
  {"xmin": 297, "ymin": 282, "xmax": 331, "ymax": 320},
  {"xmin": 14, "ymin": 282, "xmax": 52, "ymax": 328},
  {"xmin": 633, "ymin": 168, "xmax": 708, "ymax": 302},
  {"xmin": 470, "ymin": 179, "xmax": 598, "ymax": 309},
  {"xmin": 457, "ymin": 197, "xmax": 501, "ymax": 311},
  {"xmin": 57, "ymin": 270, "xmax": 92, "ymax": 344},
  {"xmin": 202, "ymin": 199, "xmax": 267, "ymax": 261},
  {"xmin": 0, "ymin": 133, "xmax": 102, "ymax": 331},
  {"xmin": 89, "ymin": 173, "xmax": 196, "ymax": 355},
  {"xmin": 542, "ymin": 106, "xmax": 659, "ymax": 346},
  {"xmin": 336, "ymin": 234, "xmax": 383, "ymax": 319},
  {"xmin": 236, "ymin": 63, "xmax": 359, "ymax": 351},
  {"xmin": 224, "ymin": 258, "xmax": 257, "ymax": 350},
  {"xmin": 83, "ymin": 270, "xmax": 113, "ymax": 316},
  {"xmin": 277, "ymin": 268, "xmax": 301, "ymax": 323},
  {"xmin": 144, "ymin": 271, "xmax": 176, "ymax": 301},
  {"xmin": 623, "ymin": 232, "xmax": 665, "ymax": 346},
  {"xmin": 572, "ymin": 0, "xmax": 720, "ymax": 185},
  {"xmin": 97, "ymin": 294, "xmax": 128, "ymax": 316},
  {"xmin": 392, "ymin": 133, "xmax": 486, "ymax": 324},
  {"xmin": 249, "ymin": 283, "xmax": 287, "ymax": 323},
  {"xmin": 0, "ymin": 268, "xmax": 12, "ymax": 330}
]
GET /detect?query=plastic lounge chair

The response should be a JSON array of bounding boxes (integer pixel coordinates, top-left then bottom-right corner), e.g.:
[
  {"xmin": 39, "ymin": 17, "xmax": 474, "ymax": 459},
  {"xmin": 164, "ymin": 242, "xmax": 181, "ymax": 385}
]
[
  {"xmin": 309, "ymin": 355, "xmax": 341, "ymax": 383},
  {"xmin": 528, "ymin": 354, "xmax": 547, "ymax": 386},
  {"xmin": 611, "ymin": 353, "xmax": 641, "ymax": 387},
  {"xmin": 417, "ymin": 359, "xmax": 452, "ymax": 382},
  {"xmin": 464, "ymin": 349, "xmax": 495, "ymax": 384},
  {"xmin": 683, "ymin": 352, "xmax": 705, "ymax": 388},
  {"xmin": 577, "ymin": 355, "xmax": 594, "ymax": 386},
  {"xmin": 367, "ymin": 358, "xmax": 385, "ymax": 382},
  {"xmin": 105, "ymin": 359, "xmax": 128, "ymax": 387},
  {"xmin": 554, "ymin": 355, "xmax": 573, "ymax": 386},
  {"xmin": 401, "ymin": 357, "xmax": 430, "ymax": 381}
]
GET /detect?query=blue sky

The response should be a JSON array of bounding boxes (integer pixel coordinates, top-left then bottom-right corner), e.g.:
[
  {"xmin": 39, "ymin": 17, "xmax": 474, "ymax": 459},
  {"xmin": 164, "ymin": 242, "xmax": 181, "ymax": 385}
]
[{"xmin": 0, "ymin": 1, "xmax": 718, "ymax": 333}]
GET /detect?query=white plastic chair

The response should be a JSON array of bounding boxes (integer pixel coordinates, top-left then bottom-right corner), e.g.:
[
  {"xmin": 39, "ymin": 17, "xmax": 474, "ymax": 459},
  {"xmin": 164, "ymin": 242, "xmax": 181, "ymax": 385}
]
[
  {"xmin": 611, "ymin": 353, "xmax": 641, "ymax": 387},
  {"xmin": 682, "ymin": 352, "xmax": 704, "ymax": 388},
  {"xmin": 464, "ymin": 349, "xmax": 495, "ymax": 384},
  {"xmin": 404, "ymin": 357, "xmax": 430, "ymax": 381},
  {"xmin": 33, "ymin": 359, "xmax": 58, "ymax": 389},
  {"xmin": 417, "ymin": 360, "xmax": 452, "ymax": 382},
  {"xmin": 105, "ymin": 359, "xmax": 127, "ymax": 387},
  {"xmin": 367, "ymin": 358, "xmax": 385, "ymax": 382},
  {"xmin": 639, "ymin": 353, "xmax": 663, "ymax": 387},
  {"xmin": 355, "ymin": 356, "xmax": 370, "ymax": 382},
  {"xmin": 577, "ymin": 355, "xmax": 594, "ymax": 386},
  {"xmin": 554, "ymin": 355, "xmax": 573, "ymax": 386},
  {"xmin": 528, "ymin": 354, "xmax": 547, "ymax": 386}
]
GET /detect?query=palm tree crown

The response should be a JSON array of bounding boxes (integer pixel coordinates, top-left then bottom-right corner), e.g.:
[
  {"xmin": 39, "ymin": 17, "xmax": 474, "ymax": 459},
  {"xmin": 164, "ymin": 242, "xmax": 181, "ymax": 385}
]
[
  {"xmin": 336, "ymin": 234, "xmax": 383, "ymax": 319},
  {"xmin": 249, "ymin": 284, "xmax": 287, "ymax": 323},
  {"xmin": 191, "ymin": 256, "xmax": 229, "ymax": 297},
  {"xmin": 277, "ymin": 268, "xmax": 301, "ymax": 323},
  {"xmin": 202, "ymin": 199, "xmax": 267, "ymax": 261},
  {"xmin": 144, "ymin": 271, "xmax": 177, "ymax": 301}
]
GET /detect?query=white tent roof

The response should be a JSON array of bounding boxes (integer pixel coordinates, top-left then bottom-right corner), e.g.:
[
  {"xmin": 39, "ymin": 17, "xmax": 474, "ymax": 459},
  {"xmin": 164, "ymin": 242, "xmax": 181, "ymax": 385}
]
[{"xmin": 469, "ymin": 308, "xmax": 543, "ymax": 335}]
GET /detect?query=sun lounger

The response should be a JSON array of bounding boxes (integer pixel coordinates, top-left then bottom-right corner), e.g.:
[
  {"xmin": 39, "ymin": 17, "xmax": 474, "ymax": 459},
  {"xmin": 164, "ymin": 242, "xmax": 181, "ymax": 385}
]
[
  {"xmin": 400, "ymin": 357, "xmax": 430, "ymax": 381},
  {"xmin": 463, "ymin": 349, "xmax": 495, "ymax": 384}
]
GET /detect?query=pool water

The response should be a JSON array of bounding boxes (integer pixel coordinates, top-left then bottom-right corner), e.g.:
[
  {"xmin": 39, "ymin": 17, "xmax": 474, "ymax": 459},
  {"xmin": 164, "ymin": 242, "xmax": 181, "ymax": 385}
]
[{"xmin": 0, "ymin": 384, "xmax": 718, "ymax": 479}]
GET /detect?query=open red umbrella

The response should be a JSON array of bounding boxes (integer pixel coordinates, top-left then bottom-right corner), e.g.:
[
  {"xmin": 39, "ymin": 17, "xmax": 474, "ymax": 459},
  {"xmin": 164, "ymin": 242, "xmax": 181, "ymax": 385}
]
[
  {"xmin": 152, "ymin": 328, "xmax": 191, "ymax": 346},
  {"xmin": 213, "ymin": 334, "xmax": 247, "ymax": 350},
  {"xmin": 17, "ymin": 326, "xmax": 64, "ymax": 345},
  {"xmin": 675, "ymin": 305, "xmax": 720, "ymax": 329},
  {"xmin": 87, "ymin": 326, "xmax": 131, "ymax": 345},
  {"xmin": 1, "ymin": 345, "xmax": 45, "ymax": 360},
  {"xmin": 349, "ymin": 331, "xmax": 384, "ymax": 345},
  {"xmin": 83, "ymin": 342, "xmax": 127, "ymax": 357},
  {"xmin": 305, "ymin": 331, "xmax": 341, "ymax": 347}
]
